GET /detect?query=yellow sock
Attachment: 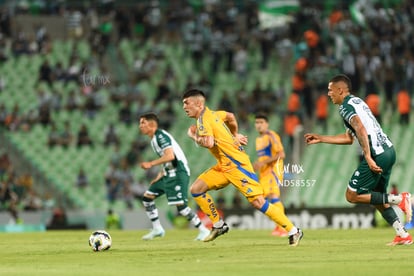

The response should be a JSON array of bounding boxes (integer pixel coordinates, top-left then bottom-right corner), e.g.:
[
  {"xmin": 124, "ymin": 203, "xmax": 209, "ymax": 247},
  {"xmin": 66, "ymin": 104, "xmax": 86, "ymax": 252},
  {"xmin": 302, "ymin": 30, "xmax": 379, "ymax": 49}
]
[
  {"xmin": 193, "ymin": 192, "xmax": 220, "ymax": 224},
  {"xmin": 273, "ymin": 201, "xmax": 287, "ymax": 230},
  {"xmin": 274, "ymin": 201, "xmax": 285, "ymax": 214},
  {"xmin": 263, "ymin": 201, "xmax": 294, "ymax": 232}
]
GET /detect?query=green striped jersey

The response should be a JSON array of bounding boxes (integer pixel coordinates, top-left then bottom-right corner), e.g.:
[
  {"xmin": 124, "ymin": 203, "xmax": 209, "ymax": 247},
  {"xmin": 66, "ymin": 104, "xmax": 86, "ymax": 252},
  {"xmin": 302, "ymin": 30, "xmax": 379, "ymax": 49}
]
[
  {"xmin": 151, "ymin": 129, "xmax": 190, "ymax": 176},
  {"xmin": 339, "ymin": 95, "xmax": 392, "ymax": 156}
]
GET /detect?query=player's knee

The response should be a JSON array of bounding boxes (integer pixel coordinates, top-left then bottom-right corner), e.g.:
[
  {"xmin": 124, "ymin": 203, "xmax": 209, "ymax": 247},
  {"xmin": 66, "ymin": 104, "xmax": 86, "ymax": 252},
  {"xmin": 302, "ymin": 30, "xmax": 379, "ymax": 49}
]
[
  {"xmin": 142, "ymin": 193, "xmax": 155, "ymax": 202},
  {"xmin": 345, "ymin": 190, "xmax": 358, "ymax": 203},
  {"xmin": 189, "ymin": 185, "xmax": 199, "ymax": 195},
  {"xmin": 190, "ymin": 180, "xmax": 208, "ymax": 195},
  {"xmin": 346, "ymin": 197, "xmax": 357, "ymax": 204},
  {"xmin": 250, "ymin": 201, "xmax": 262, "ymax": 209},
  {"xmin": 176, "ymin": 204, "xmax": 187, "ymax": 212},
  {"xmin": 249, "ymin": 196, "xmax": 265, "ymax": 209}
]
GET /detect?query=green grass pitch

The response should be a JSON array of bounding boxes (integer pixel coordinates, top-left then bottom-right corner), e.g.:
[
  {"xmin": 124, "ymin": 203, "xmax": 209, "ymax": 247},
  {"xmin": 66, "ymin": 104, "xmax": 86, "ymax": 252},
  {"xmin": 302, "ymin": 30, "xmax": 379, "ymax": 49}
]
[{"xmin": 1, "ymin": 228, "xmax": 412, "ymax": 275}]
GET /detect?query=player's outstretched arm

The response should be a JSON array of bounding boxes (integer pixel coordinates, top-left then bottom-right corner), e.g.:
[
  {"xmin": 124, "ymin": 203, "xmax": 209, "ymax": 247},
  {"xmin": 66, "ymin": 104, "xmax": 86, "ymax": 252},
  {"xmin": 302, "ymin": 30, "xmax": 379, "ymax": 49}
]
[
  {"xmin": 304, "ymin": 133, "xmax": 322, "ymax": 144},
  {"xmin": 305, "ymin": 132, "xmax": 353, "ymax": 145}
]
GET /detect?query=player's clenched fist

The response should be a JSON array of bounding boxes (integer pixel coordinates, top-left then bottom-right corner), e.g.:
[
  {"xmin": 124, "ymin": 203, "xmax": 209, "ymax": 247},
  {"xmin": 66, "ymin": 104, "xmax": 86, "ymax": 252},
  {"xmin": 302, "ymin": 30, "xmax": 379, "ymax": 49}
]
[{"xmin": 304, "ymin": 133, "xmax": 321, "ymax": 144}]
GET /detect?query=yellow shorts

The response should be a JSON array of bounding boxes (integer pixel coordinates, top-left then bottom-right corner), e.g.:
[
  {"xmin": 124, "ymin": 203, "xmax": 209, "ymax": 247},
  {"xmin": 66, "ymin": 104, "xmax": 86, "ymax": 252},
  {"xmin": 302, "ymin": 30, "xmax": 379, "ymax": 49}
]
[
  {"xmin": 259, "ymin": 171, "xmax": 282, "ymax": 198},
  {"xmin": 198, "ymin": 164, "xmax": 264, "ymax": 201}
]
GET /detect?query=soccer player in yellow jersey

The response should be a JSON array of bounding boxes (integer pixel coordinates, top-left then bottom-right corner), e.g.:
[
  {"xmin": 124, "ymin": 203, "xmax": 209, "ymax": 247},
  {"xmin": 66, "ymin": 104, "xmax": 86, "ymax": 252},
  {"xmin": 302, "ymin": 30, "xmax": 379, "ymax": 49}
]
[
  {"xmin": 182, "ymin": 89, "xmax": 303, "ymax": 246},
  {"xmin": 253, "ymin": 114, "xmax": 288, "ymax": 237}
]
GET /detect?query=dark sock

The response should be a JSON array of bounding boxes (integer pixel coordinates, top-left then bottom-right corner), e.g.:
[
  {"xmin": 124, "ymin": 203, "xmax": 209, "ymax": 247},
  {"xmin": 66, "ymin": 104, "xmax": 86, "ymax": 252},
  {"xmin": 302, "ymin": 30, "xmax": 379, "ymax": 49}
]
[{"xmin": 381, "ymin": 207, "xmax": 399, "ymax": 225}]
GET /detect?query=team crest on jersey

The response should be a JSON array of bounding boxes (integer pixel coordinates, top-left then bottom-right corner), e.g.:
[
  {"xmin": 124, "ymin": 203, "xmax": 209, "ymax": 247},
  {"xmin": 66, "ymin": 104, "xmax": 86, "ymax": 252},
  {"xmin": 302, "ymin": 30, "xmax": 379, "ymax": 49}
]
[
  {"xmin": 198, "ymin": 125, "xmax": 204, "ymax": 131},
  {"xmin": 241, "ymin": 178, "xmax": 248, "ymax": 187}
]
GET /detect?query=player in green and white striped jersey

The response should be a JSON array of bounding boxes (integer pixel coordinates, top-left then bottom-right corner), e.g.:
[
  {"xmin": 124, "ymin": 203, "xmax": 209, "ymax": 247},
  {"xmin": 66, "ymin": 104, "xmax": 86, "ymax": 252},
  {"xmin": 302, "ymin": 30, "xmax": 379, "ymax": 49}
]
[
  {"xmin": 305, "ymin": 74, "xmax": 412, "ymax": 245},
  {"xmin": 139, "ymin": 112, "xmax": 209, "ymax": 241}
]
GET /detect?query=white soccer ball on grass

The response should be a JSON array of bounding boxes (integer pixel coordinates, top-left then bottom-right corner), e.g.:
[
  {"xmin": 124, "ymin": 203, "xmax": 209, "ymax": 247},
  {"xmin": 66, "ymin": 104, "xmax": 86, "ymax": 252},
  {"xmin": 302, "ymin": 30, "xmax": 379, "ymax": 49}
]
[{"xmin": 88, "ymin": 230, "xmax": 112, "ymax": 252}]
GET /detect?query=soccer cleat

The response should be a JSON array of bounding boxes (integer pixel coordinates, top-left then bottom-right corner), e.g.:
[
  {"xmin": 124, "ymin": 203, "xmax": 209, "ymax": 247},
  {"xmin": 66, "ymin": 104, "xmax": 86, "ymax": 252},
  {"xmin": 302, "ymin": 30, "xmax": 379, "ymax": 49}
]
[
  {"xmin": 387, "ymin": 234, "xmax": 413, "ymax": 246},
  {"xmin": 194, "ymin": 226, "xmax": 211, "ymax": 241},
  {"xmin": 142, "ymin": 228, "xmax": 165, "ymax": 240},
  {"xmin": 398, "ymin": 192, "xmax": 412, "ymax": 223},
  {"xmin": 272, "ymin": 225, "xmax": 288, "ymax": 237},
  {"xmin": 288, "ymin": 228, "xmax": 303, "ymax": 246},
  {"xmin": 203, "ymin": 223, "xmax": 229, "ymax": 242}
]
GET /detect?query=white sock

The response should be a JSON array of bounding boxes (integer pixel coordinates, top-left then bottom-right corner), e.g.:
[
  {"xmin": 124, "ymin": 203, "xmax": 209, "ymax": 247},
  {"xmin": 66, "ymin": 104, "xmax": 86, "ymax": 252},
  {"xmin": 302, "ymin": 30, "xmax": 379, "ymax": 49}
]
[
  {"xmin": 143, "ymin": 201, "xmax": 163, "ymax": 229},
  {"xmin": 152, "ymin": 219, "xmax": 162, "ymax": 230},
  {"xmin": 392, "ymin": 220, "xmax": 408, "ymax": 238},
  {"xmin": 213, "ymin": 219, "xmax": 224, "ymax": 228},
  {"xmin": 288, "ymin": 227, "xmax": 298, "ymax": 236},
  {"xmin": 387, "ymin": 194, "xmax": 402, "ymax": 205},
  {"xmin": 198, "ymin": 223, "xmax": 209, "ymax": 232}
]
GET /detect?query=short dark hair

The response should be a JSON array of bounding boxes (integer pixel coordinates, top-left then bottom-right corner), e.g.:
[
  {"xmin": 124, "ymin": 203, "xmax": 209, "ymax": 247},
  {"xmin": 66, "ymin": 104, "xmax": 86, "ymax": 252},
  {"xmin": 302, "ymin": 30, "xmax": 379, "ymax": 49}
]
[
  {"xmin": 255, "ymin": 113, "xmax": 269, "ymax": 122},
  {"xmin": 182, "ymin": 89, "xmax": 206, "ymax": 100},
  {"xmin": 139, "ymin": 112, "xmax": 159, "ymax": 124},
  {"xmin": 330, "ymin": 74, "xmax": 352, "ymax": 91}
]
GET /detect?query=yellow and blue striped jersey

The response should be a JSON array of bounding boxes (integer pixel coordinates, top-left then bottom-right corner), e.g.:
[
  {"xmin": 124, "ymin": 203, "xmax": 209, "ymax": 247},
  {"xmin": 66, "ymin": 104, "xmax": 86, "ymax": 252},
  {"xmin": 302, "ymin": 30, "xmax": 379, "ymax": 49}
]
[
  {"xmin": 196, "ymin": 107, "xmax": 251, "ymax": 171},
  {"xmin": 255, "ymin": 130, "xmax": 284, "ymax": 177}
]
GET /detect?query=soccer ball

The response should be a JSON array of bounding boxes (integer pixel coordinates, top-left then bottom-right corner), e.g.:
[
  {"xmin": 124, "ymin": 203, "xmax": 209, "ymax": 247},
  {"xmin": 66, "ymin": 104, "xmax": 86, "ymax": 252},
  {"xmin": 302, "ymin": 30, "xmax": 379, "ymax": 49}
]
[{"xmin": 88, "ymin": 230, "xmax": 112, "ymax": 252}]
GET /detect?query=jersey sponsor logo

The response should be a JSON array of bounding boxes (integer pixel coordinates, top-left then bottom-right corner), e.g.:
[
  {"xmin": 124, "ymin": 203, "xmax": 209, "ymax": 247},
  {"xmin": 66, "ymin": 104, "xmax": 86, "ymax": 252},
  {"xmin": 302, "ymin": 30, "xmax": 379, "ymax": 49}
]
[
  {"xmin": 352, "ymin": 98, "xmax": 362, "ymax": 104},
  {"xmin": 246, "ymin": 188, "xmax": 253, "ymax": 194},
  {"xmin": 354, "ymin": 171, "xmax": 360, "ymax": 177},
  {"xmin": 158, "ymin": 134, "xmax": 169, "ymax": 147},
  {"xmin": 241, "ymin": 178, "xmax": 248, "ymax": 187}
]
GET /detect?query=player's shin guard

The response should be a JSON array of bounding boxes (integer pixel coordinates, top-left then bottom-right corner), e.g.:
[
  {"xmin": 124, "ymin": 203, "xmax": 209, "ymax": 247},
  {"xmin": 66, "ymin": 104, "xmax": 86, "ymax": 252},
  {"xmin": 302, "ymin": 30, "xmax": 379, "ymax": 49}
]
[
  {"xmin": 192, "ymin": 192, "xmax": 220, "ymax": 224},
  {"xmin": 142, "ymin": 197, "xmax": 162, "ymax": 228},
  {"xmin": 260, "ymin": 200, "xmax": 294, "ymax": 232},
  {"xmin": 381, "ymin": 207, "xmax": 409, "ymax": 238},
  {"xmin": 270, "ymin": 197, "xmax": 285, "ymax": 213},
  {"xmin": 370, "ymin": 192, "xmax": 388, "ymax": 205}
]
